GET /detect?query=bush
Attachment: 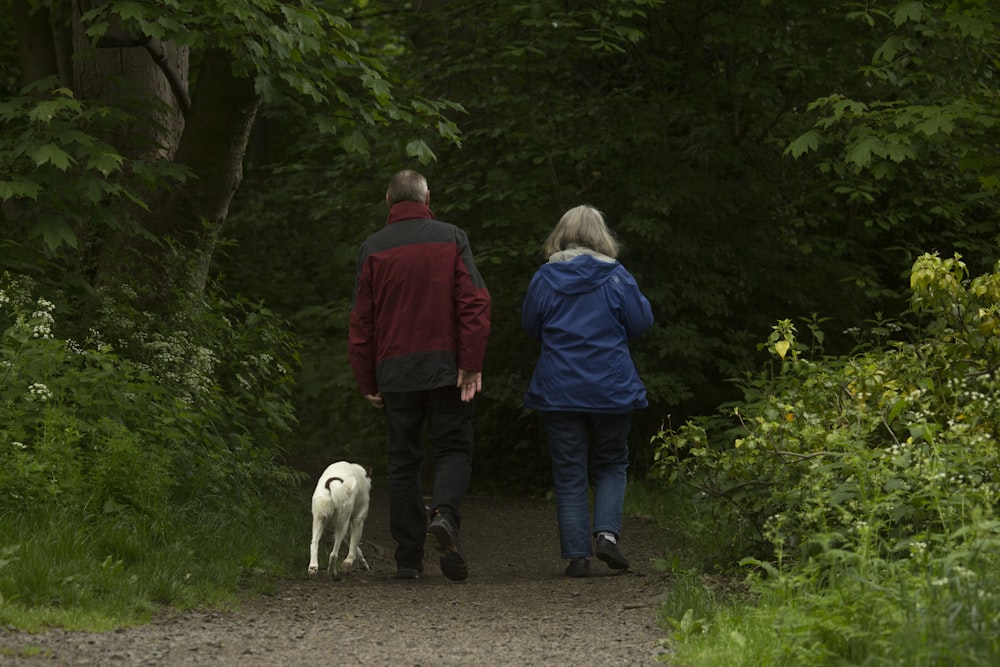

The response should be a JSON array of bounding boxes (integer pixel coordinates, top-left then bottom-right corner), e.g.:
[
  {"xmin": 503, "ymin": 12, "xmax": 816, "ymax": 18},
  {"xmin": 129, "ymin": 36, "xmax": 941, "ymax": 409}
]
[
  {"xmin": 0, "ymin": 272, "xmax": 303, "ymax": 515},
  {"xmin": 652, "ymin": 252, "xmax": 1000, "ymax": 665},
  {"xmin": 0, "ymin": 271, "xmax": 306, "ymax": 626}
]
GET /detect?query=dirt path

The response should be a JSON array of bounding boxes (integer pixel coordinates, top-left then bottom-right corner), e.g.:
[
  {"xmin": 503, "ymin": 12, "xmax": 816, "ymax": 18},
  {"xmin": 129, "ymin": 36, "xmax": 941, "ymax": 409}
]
[{"xmin": 2, "ymin": 490, "xmax": 674, "ymax": 666}]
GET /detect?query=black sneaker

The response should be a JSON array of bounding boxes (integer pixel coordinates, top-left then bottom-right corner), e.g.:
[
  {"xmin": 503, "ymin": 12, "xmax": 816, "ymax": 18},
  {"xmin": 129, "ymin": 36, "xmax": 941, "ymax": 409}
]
[
  {"xmin": 595, "ymin": 535, "xmax": 630, "ymax": 570},
  {"xmin": 564, "ymin": 558, "xmax": 590, "ymax": 578},
  {"xmin": 427, "ymin": 512, "xmax": 469, "ymax": 581}
]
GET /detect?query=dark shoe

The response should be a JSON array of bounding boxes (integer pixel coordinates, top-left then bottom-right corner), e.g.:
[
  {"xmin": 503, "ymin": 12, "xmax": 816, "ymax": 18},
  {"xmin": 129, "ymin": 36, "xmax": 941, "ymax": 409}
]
[
  {"xmin": 427, "ymin": 512, "xmax": 468, "ymax": 581},
  {"xmin": 565, "ymin": 558, "xmax": 590, "ymax": 578},
  {"xmin": 395, "ymin": 567, "xmax": 422, "ymax": 580},
  {"xmin": 596, "ymin": 535, "xmax": 629, "ymax": 570}
]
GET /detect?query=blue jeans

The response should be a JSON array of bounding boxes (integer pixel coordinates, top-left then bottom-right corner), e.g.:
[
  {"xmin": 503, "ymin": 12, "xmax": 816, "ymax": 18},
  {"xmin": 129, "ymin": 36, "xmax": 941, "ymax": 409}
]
[
  {"xmin": 382, "ymin": 386, "xmax": 474, "ymax": 569},
  {"xmin": 541, "ymin": 411, "xmax": 631, "ymax": 559}
]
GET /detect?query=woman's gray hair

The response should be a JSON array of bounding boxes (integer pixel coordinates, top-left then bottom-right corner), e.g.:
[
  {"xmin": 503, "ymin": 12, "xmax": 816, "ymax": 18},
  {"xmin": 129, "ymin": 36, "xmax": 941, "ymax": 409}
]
[
  {"xmin": 543, "ymin": 205, "xmax": 620, "ymax": 259},
  {"xmin": 387, "ymin": 170, "xmax": 429, "ymax": 204}
]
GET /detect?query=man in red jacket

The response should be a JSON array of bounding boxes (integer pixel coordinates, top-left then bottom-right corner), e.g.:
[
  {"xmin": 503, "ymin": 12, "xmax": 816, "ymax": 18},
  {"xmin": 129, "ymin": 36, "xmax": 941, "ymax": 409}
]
[{"xmin": 349, "ymin": 170, "xmax": 491, "ymax": 581}]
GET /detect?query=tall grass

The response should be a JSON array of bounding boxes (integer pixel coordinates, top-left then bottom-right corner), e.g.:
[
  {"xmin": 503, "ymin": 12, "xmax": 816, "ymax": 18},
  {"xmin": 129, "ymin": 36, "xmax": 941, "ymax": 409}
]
[
  {"xmin": 660, "ymin": 548, "xmax": 1000, "ymax": 666},
  {"xmin": 0, "ymin": 495, "xmax": 307, "ymax": 631}
]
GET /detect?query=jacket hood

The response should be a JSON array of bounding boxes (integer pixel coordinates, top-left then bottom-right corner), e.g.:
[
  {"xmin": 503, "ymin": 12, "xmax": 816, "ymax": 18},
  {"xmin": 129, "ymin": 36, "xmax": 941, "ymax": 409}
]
[{"xmin": 540, "ymin": 247, "xmax": 618, "ymax": 295}]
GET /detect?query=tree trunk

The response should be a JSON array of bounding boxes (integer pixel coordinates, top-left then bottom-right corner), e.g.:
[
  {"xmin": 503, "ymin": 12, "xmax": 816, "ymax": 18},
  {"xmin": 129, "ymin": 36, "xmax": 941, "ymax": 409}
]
[
  {"xmin": 11, "ymin": 0, "xmax": 60, "ymax": 87},
  {"xmin": 66, "ymin": 6, "xmax": 257, "ymax": 313},
  {"xmin": 71, "ymin": 0, "xmax": 188, "ymax": 159},
  {"xmin": 157, "ymin": 47, "xmax": 261, "ymax": 303},
  {"xmin": 13, "ymin": 3, "xmax": 261, "ymax": 317}
]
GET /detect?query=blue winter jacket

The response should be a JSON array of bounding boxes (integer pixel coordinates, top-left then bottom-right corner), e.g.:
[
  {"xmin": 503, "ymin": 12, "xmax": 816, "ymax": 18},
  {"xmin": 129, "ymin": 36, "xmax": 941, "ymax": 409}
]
[{"xmin": 522, "ymin": 248, "xmax": 654, "ymax": 413}]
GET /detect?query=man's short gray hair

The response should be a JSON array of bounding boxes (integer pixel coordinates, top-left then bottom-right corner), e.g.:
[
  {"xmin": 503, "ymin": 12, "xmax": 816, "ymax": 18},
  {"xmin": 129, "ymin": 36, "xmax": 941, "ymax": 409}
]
[{"xmin": 387, "ymin": 170, "xmax": 429, "ymax": 204}]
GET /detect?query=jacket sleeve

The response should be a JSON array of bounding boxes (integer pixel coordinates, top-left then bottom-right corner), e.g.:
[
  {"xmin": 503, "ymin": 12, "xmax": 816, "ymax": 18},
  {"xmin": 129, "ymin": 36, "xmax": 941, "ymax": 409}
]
[
  {"xmin": 348, "ymin": 249, "xmax": 378, "ymax": 395},
  {"xmin": 453, "ymin": 231, "xmax": 491, "ymax": 372},
  {"xmin": 617, "ymin": 267, "xmax": 654, "ymax": 339},
  {"xmin": 521, "ymin": 272, "xmax": 545, "ymax": 340}
]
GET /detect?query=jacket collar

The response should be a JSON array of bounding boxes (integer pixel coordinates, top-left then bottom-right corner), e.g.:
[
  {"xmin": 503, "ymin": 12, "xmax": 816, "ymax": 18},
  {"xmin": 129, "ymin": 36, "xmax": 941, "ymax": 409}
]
[
  {"xmin": 548, "ymin": 245, "xmax": 616, "ymax": 264},
  {"xmin": 387, "ymin": 201, "xmax": 434, "ymax": 225}
]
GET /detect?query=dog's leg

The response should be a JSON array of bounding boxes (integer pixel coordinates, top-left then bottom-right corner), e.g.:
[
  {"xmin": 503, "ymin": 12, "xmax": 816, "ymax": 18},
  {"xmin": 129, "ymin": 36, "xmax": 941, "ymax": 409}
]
[
  {"xmin": 329, "ymin": 522, "xmax": 348, "ymax": 577},
  {"xmin": 308, "ymin": 511, "xmax": 325, "ymax": 576},
  {"xmin": 346, "ymin": 514, "xmax": 369, "ymax": 571}
]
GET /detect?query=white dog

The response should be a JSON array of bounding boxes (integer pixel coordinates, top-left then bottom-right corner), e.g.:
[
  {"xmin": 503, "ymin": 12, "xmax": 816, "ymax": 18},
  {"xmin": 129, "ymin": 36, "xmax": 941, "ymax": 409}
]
[{"xmin": 308, "ymin": 461, "xmax": 372, "ymax": 577}]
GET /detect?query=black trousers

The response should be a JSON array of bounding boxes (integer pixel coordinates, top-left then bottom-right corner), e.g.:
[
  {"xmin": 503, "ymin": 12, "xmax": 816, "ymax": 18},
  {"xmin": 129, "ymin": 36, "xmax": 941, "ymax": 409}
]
[{"xmin": 382, "ymin": 385, "xmax": 474, "ymax": 569}]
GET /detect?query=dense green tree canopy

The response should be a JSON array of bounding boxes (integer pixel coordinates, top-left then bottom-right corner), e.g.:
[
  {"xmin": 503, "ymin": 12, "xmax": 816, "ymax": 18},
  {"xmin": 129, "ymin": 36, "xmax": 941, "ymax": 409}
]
[
  {"xmin": 218, "ymin": 0, "xmax": 999, "ymax": 486},
  {"xmin": 2, "ymin": 0, "xmax": 998, "ymax": 490}
]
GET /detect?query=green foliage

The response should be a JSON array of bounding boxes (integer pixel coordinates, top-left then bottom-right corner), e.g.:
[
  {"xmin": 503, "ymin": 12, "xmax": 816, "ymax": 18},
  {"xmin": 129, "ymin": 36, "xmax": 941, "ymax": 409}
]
[
  {"xmin": 77, "ymin": 0, "xmax": 462, "ymax": 160},
  {"xmin": 223, "ymin": 0, "xmax": 891, "ymax": 479},
  {"xmin": 0, "ymin": 270, "xmax": 305, "ymax": 621},
  {"xmin": 663, "ymin": 553, "xmax": 1000, "ymax": 666},
  {"xmin": 0, "ymin": 80, "xmax": 189, "ymax": 255},
  {"xmin": 0, "ymin": 275, "xmax": 296, "ymax": 518},
  {"xmin": 0, "ymin": 493, "xmax": 306, "ymax": 630},
  {"xmin": 652, "ymin": 252, "xmax": 1000, "ymax": 664},
  {"xmin": 787, "ymin": 1, "xmax": 1000, "ymax": 265}
]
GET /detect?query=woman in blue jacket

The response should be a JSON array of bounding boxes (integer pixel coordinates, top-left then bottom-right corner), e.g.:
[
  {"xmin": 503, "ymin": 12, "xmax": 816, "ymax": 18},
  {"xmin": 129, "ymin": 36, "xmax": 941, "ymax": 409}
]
[{"xmin": 522, "ymin": 205, "xmax": 654, "ymax": 577}]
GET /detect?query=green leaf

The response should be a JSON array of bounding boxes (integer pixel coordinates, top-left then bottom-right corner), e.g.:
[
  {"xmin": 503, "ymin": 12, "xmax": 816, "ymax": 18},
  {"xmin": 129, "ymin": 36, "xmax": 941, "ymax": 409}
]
[
  {"xmin": 846, "ymin": 138, "xmax": 879, "ymax": 167},
  {"xmin": 87, "ymin": 151, "xmax": 124, "ymax": 176},
  {"xmin": 139, "ymin": 19, "xmax": 166, "ymax": 41},
  {"xmin": 874, "ymin": 35, "xmax": 905, "ymax": 63},
  {"xmin": 832, "ymin": 97, "xmax": 868, "ymax": 118},
  {"xmin": 871, "ymin": 162, "xmax": 897, "ymax": 180},
  {"xmin": 892, "ymin": 1, "xmax": 924, "ymax": 26},
  {"xmin": 115, "ymin": 2, "xmax": 146, "ymax": 21},
  {"xmin": 79, "ymin": 177, "xmax": 120, "ymax": 203},
  {"xmin": 887, "ymin": 397, "xmax": 907, "ymax": 424},
  {"xmin": 360, "ymin": 72, "xmax": 392, "ymax": 102},
  {"xmin": 29, "ymin": 144, "xmax": 74, "ymax": 170},
  {"xmin": 437, "ymin": 120, "xmax": 462, "ymax": 145},
  {"xmin": 339, "ymin": 130, "xmax": 370, "ymax": 156},
  {"xmin": 405, "ymin": 139, "xmax": 436, "ymax": 164},
  {"xmin": 915, "ymin": 113, "xmax": 955, "ymax": 136},
  {"xmin": 27, "ymin": 100, "xmax": 60, "ymax": 123},
  {"xmin": 786, "ymin": 130, "xmax": 820, "ymax": 158},
  {"xmin": 0, "ymin": 179, "xmax": 41, "ymax": 200},
  {"xmin": 883, "ymin": 134, "xmax": 915, "ymax": 162},
  {"xmin": 31, "ymin": 219, "xmax": 79, "ymax": 250}
]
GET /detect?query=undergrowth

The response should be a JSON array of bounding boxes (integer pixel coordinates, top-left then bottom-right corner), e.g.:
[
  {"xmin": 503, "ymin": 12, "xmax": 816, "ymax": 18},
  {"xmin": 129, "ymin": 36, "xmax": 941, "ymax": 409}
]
[
  {"xmin": 0, "ymin": 492, "xmax": 307, "ymax": 631},
  {"xmin": 645, "ymin": 253, "xmax": 1000, "ymax": 666},
  {"xmin": 0, "ymin": 271, "xmax": 309, "ymax": 630}
]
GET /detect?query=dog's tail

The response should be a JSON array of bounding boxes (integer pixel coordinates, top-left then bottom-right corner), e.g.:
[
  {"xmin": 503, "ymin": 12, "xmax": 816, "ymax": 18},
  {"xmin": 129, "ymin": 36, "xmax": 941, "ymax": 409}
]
[{"xmin": 324, "ymin": 475, "xmax": 357, "ymax": 503}]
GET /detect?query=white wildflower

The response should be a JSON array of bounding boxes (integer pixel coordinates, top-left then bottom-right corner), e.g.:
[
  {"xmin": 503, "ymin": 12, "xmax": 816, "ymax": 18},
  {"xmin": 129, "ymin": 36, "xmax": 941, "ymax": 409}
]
[{"xmin": 27, "ymin": 382, "xmax": 53, "ymax": 402}]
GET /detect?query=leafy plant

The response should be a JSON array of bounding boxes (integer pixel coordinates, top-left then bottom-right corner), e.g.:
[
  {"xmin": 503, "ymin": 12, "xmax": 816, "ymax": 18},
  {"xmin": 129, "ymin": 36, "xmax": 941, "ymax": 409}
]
[
  {"xmin": 0, "ymin": 269, "xmax": 306, "ymax": 625},
  {"xmin": 652, "ymin": 251, "xmax": 1000, "ymax": 664}
]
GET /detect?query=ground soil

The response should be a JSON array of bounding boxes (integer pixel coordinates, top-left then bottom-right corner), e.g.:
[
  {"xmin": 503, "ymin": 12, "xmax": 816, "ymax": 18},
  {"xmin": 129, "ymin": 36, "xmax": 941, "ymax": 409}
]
[{"xmin": 1, "ymin": 489, "xmax": 675, "ymax": 666}]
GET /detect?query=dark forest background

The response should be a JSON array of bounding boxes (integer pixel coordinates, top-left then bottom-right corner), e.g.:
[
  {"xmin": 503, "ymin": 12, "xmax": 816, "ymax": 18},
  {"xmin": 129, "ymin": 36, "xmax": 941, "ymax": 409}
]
[
  {"xmin": 217, "ymin": 0, "xmax": 1000, "ymax": 491},
  {"xmin": 3, "ymin": 0, "xmax": 998, "ymax": 496}
]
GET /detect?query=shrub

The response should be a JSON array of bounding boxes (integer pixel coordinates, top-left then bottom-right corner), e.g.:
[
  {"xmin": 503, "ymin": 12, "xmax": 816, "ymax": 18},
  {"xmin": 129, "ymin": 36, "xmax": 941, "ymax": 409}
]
[
  {"xmin": 654, "ymin": 252, "xmax": 1000, "ymax": 567},
  {"xmin": 652, "ymin": 252, "xmax": 1000, "ymax": 664},
  {"xmin": 0, "ymin": 272, "xmax": 303, "ymax": 517}
]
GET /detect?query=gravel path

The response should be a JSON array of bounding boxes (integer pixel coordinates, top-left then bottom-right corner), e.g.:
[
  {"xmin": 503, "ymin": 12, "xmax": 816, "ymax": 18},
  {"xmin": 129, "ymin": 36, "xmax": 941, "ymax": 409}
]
[{"xmin": 2, "ymin": 489, "xmax": 674, "ymax": 666}]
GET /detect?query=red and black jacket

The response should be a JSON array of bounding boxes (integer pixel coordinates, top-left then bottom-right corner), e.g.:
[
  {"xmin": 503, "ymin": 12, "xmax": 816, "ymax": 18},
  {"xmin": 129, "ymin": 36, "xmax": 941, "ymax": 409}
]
[{"xmin": 348, "ymin": 201, "xmax": 491, "ymax": 396}]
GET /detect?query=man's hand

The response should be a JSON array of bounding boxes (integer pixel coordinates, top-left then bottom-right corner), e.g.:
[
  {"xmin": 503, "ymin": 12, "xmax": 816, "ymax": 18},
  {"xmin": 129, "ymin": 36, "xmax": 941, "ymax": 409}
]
[
  {"xmin": 457, "ymin": 370, "xmax": 482, "ymax": 402},
  {"xmin": 365, "ymin": 393, "xmax": 384, "ymax": 408}
]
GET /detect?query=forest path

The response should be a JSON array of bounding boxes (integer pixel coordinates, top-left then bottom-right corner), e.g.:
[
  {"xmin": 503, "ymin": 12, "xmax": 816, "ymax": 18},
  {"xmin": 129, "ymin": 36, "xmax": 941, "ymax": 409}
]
[{"xmin": 3, "ymin": 489, "xmax": 674, "ymax": 666}]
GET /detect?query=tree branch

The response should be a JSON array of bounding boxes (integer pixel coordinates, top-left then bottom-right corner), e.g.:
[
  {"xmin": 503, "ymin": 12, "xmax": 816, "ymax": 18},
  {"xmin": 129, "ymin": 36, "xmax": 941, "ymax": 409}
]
[
  {"xmin": 93, "ymin": 32, "xmax": 191, "ymax": 119},
  {"xmin": 142, "ymin": 39, "xmax": 191, "ymax": 118}
]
